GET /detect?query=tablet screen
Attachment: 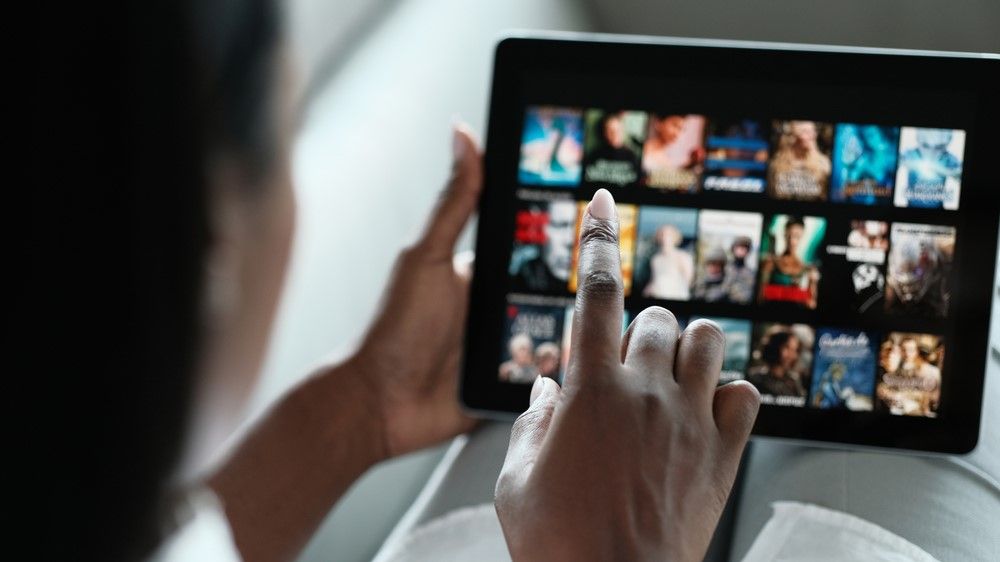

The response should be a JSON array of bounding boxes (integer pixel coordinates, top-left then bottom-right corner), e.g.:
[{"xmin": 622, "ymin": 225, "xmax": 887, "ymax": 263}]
[
  {"xmin": 507, "ymin": 112, "xmax": 959, "ymax": 416},
  {"xmin": 463, "ymin": 36, "xmax": 999, "ymax": 453}
]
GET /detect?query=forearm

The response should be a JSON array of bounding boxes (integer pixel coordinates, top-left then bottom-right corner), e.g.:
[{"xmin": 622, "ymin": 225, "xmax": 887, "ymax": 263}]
[{"xmin": 208, "ymin": 358, "xmax": 385, "ymax": 562}]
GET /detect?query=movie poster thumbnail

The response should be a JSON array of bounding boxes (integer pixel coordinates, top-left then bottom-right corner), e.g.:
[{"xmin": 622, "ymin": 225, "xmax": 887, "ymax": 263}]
[
  {"xmin": 518, "ymin": 106, "xmax": 584, "ymax": 187},
  {"xmin": 633, "ymin": 206, "xmax": 699, "ymax": 300},
  {"xmin": 894, "ymin": 127, "xmax": 965, "ymax": 210},
  {"xmin": 758, "ymin": 215, "xmax": 827, "ymax": 309},
  {"xmin": 694, "ymin": 210, "xmax": 763, "ymax": 305},
  {"xmin": 875, "ymin": 332, "xmax": 944, "ymax": 418},
  {"xmin": 568, "ymin": 202, "xmax": 637, "ymax": 296},
  {"xmin": 830, "ymin": 124, "xmax": 899, "ymax": 205},
  {"xmin": 560, "ymin": 306, "xmax": 631, "ymax": 384},
  {"xmin": 692, "ymin": 317, "xmax": 751, "ymax": 384},
  {"xmin": 703, "ymin": 118, "xmax": 769, "ymax": 193},
  {"xmin": 641, "ymin": 114, "xmax": 706, "ymax": 192},
  {"xmin": 508, "ymin": 198, "xmax": 578, "ymax": 293},
  {"xmin": 885, "ymin": 222, "xmax": 955, "ymax": 319},
  {"xmin": 767, "ymin": 120, "xmax": 834, "ymax": 202},
  {"xmin": 748, "ymin": 323, "xmax": 815, "ymax": 407},
  {"xmin": 809, "ymin": 327, "xmax": 878, "ymax": 411},
  {"xmin": 498, "ymin": 299, "xmax": 569, "ymax": 384},
  {"xmin": 824, "ymin": 220, "xmax": 889, "ymax": 314},
  {"xmin": 583, "ymin": 110, "xmax": 648, "ymax": 187}
]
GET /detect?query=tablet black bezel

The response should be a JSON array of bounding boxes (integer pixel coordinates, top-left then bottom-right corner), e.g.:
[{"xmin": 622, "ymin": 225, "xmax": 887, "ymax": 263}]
[{"xmin": 461, "ymin": 34, "xmax": 999, "ymax": 454}]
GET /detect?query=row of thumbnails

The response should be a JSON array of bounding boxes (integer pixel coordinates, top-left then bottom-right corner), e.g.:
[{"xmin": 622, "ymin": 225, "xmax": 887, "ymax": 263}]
[
  {"xmin": 518, "ymin": 106, "xmax": 965, "ymax": 210},
  {"xmin": 511, "ymin": 198, "xmax": 955, "ymax": 320},
  {"xmin": 499, "ymin": 295, "xmax": 943, "ymax": 418}
]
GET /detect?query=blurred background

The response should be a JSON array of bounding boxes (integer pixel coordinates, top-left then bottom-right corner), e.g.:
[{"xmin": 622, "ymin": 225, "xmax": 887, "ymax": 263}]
[{"xmin": 241, "ymin": 1, "xmax": 1000, "ymax": 560}]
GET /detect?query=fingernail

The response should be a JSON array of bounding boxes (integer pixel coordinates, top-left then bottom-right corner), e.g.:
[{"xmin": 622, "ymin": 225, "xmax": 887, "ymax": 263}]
[
  {"xmin": 530, "ymin": 375, "xmax": 546, "ymax": 404},
  {"xmin": 452, "ymin": 126, "xmax": 467, "ymax": 161},
  {"xmin": 588, "ymin": 189, "xmax": 616, "ymax": 220}
]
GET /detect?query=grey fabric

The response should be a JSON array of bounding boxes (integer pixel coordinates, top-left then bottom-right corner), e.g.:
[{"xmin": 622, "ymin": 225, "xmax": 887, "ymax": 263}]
[
  {"xmin": 410, "ymin": 423, "xmax": 511, "ymax": 526},
  {"xmin": 732, "ymin": 323, "xmax": 1000, "ymax": 561},
  {"xmin": 730, "ymin": 442, "xmax": 1000, "ymax": 561}
]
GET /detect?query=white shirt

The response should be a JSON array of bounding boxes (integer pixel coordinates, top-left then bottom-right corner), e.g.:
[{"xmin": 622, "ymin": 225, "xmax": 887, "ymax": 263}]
[{"xmin": 149, "ymin": 489, "xmax": 241, "ymax": 562}]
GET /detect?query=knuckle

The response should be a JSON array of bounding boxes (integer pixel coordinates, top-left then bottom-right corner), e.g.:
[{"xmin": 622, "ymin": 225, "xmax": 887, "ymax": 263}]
[
  {"xmin": 579, "ymin": 269, "xmax": 622, "ymax": 300},
  {"xmin": 635, "ymin": 306, "xmax": 680, "ymax": 332},
  {"xmin": 730, "ymin": 387, "xmax": 762, "ymax": 431},
  {"xmin": 511, "ymin": 400, "xmax": 551, "ymax": 437},
  {"xmin": 684, "ymin": 318, "xmax": 725, "ymax": 346},
  {"xmin": 397, "ymin": 244, "xmax": 424, "ymax": 269},
  {"xmin": 636, "ymin": 385, "xmax": 667, "ymax": 420},
  {"xmin": 627, "ymin": 329, "xmax": 670, "ymax": 358},
  {"xmin": 439, "ymin": 182, "xmax": 454, "ymax": 204},
  {"xmin": 580, "ymin": 217, "xmax": 619, "ymax": 247},
  {"xmin": 625, "ymin": 307, "xmax": 679, "ymax": 358},
  {"xmin": 515, "ymin": 407, "xmax": 542, "ymax": 428},
  {"xmin": 674, "ymin": 416, "xmax": 705, "ymax": 449},
  {"xmin": 510, "ymin": 409, "xmax": 535, "ymax": 437},
  {"xmin": 494, "ymin": 468, "xmax": 514, "ymax": 504}
]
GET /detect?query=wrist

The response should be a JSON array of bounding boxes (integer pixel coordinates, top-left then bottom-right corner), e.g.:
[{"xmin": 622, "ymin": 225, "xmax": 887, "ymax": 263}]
[{"xmin": 299, "ymin": 356, "xmax": 390, "ymax": 468}]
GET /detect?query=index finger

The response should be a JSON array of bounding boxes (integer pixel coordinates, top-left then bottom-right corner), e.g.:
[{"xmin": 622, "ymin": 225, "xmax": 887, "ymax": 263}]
[{"xmin": 567, "ymin": 189, "xmax": 624, "ymax": 381}]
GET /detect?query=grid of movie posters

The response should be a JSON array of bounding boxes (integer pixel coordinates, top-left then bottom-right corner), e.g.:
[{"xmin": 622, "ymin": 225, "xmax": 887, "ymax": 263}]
[
  {"xmin": 516, "ymin": 106, "xmax": 965, "ymax": 208},
  {"xmin": 502, "ymin": 105, "xmax": 962, "ymax": 420}
]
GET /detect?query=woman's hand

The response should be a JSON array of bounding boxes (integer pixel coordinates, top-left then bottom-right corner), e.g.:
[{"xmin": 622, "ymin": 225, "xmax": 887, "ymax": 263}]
[
  {"xmin": 495, "ymin": 189, "xmax": 761, "ymax": 561},
  {"xmin": 350, "ymin": 125, "xmax": 482, "ymax": 459}
]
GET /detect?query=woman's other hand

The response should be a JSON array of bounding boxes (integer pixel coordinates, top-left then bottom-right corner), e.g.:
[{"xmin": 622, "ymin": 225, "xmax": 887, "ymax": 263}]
[
  {"xmin": 209, "ymin": 125, "xmax": 482, "ymax": 562},
  {"xmin": 495, "ymin": 189, "xmax": 761, "ymax": 561},
  {"xmin": 350, "ymin": 124, "xmax": 481, "ymax": 459}
]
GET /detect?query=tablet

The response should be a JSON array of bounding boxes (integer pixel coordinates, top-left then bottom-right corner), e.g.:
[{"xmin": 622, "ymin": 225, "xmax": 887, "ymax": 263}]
[{"xmin": 460, "ymin": 33, "xmax": 999, "ymax": 454}]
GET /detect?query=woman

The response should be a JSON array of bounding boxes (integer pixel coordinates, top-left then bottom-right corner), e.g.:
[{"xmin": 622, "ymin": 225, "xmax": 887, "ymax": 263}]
[
  {"xmin": 643, "ymin": 224, "xmax": 695, "ymax": 300},
  {"xmin": 48, "ymin": 2, "xmax": 760, "ymax": 561},
  {"xmin": 747, "ymin": 330, "xmax": 807, "ymax": 400},
  {"xmin": 759, "ymin": 216, "xmax": 820, "ymax": 309},
  {"xmin": 767, "ymin": 120, "xmax": 831, "ymax": 201},
  {"xmin": 641, "ymin": 114, "xmax": 706, "ymax": 190}
]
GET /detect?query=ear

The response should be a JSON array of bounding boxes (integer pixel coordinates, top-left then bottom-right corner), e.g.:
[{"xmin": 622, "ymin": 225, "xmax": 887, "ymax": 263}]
[{"xmin": 203, "ymin": 155, "xmax": 250, "ymax": 325}]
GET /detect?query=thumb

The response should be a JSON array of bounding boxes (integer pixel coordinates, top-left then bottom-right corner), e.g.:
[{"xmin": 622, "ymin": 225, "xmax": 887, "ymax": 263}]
[
  {"xmin": 418, "ymin": 124, "xmax": 482, "ymax": 261},
  {"xmin": 496, "ymin": 377, "xmax": 560, "ymax": 498}
]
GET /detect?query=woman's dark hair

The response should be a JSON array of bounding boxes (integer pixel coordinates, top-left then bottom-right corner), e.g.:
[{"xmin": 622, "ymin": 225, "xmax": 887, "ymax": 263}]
[
  {"xmin": 784, "ymin": 216, "xmax": 806, "ymax": 230},
  {"xmin": 762, "ymin": 331, "xmax": 798, "ymax": 365},
  {"xmin": 596, "ymin": 110, "xmax": 624, "ymax": 147},
  {"xmin": 39, "ymin": 1, "xmax": 279, "ymax": 560}
]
